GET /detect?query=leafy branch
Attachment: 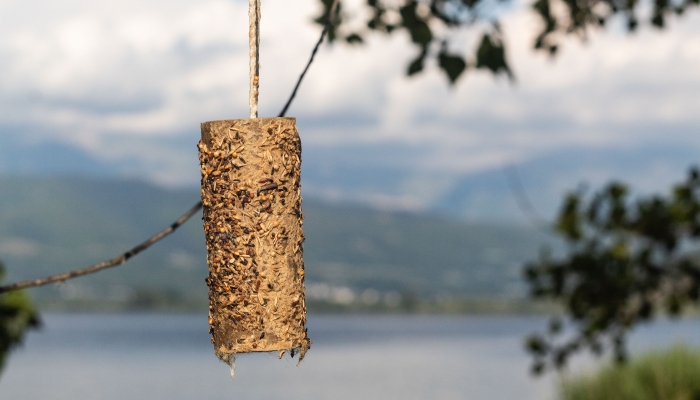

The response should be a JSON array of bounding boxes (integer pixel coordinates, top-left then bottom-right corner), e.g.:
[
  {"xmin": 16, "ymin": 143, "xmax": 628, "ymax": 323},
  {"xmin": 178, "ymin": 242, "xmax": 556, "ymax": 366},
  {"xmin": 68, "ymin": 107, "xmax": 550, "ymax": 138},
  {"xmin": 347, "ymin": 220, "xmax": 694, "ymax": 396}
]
[
  {"xmin": 525, "ymin": 168, "xmax": 700, "ymax": 374},
  {"xmin": 317, "ymin": 0, "xmax": 699, "ymax": 83}
]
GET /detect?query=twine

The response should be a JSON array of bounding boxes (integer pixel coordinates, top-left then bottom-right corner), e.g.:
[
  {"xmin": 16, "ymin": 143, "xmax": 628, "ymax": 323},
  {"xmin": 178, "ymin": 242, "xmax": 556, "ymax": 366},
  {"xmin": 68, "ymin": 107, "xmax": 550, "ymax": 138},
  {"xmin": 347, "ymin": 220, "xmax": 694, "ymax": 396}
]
[{"xmin": 249, "ymin": 0, "xmax": 261, "ymax": 118}]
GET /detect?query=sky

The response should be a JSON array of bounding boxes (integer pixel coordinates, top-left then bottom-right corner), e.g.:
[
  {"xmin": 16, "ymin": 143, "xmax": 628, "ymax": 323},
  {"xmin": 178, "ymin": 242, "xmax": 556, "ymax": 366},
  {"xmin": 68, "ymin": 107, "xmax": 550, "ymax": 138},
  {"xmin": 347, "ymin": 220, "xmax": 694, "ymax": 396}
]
[{"xmin": 1, "ymin": 0, "xmax": 700, "ymax": 222}]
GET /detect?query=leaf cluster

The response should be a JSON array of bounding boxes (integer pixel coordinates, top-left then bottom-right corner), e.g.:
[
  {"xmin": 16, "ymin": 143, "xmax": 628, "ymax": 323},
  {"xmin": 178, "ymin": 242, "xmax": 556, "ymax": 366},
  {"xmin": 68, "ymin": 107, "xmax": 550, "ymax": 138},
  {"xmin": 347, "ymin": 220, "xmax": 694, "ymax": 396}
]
[
  {"xmin": 0, "ymin": 261, "xmax": 40, "ymax": 376},
  {"xmin": 534, "ymin": 0, "xmax": 700, "ymax": 56},
  {"xmin": 524, "ymin": 168, "xmax": 700, "ymax": 375},
  {"xmin": 316, "ymin": 0, "xmax": 699, "ymax": 83},
  {"xmin": 316, "ymin": 0, "xmax": 512, "ymax": 84}
]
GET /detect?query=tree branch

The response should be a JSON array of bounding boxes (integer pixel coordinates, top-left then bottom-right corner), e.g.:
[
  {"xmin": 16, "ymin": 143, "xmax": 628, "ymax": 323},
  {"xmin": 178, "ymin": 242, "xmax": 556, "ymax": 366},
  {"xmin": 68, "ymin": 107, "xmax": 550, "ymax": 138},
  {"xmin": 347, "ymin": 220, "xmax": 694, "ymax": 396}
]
[
  {"xmin": 278, "ymin": 0, "xmax": 339, "ymax": 117},
  {"xmin": 0, "ymin": 202, "xmax": 203, "ymax": 294}
]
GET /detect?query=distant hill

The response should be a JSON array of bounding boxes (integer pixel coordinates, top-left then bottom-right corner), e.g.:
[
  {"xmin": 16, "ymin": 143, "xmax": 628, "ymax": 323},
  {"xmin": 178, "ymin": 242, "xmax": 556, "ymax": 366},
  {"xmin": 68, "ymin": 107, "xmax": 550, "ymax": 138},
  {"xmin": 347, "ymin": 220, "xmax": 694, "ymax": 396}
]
[{"xmin": 0, "ymin": 176, "xmax": 558, "ymax": 309}]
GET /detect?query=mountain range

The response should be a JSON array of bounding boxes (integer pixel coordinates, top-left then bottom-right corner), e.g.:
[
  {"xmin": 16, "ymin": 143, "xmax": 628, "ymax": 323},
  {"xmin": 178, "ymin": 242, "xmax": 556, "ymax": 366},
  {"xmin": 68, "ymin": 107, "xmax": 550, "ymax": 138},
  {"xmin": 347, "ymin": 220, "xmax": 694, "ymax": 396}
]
[
  {"xmin": 1, "ymin": 134, "xmax": 697, "ymax": 225},
  {"xmin": 0, "ymin": 176, "xmax": 558, "ymax": 309}
]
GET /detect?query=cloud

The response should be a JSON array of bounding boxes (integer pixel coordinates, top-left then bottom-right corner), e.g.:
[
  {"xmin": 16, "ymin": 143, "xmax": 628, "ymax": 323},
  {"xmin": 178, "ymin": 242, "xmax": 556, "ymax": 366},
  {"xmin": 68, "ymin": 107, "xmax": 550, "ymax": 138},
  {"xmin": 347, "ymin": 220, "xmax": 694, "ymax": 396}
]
[
  {"xmin": 0, "ymin": 237, "xmax": 39, "ymax": 258},
  {"xmin": 0, "ymin": 0, "xmax": 699, "ymax": 214},
  {"xmin": 0, "ymin": 0, "xmax": 251, "ymax": 133}
]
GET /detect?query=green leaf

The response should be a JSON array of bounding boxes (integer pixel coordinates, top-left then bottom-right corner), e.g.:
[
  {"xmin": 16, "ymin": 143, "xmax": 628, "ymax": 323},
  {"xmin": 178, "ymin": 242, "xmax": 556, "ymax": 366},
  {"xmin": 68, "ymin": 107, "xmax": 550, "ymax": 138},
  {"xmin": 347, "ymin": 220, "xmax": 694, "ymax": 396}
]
[
  {"xmin": 628, "ymin": 15, "xmax": 639, "ymax": 31},
  {"xmin": 438, "ymin": 49, "xmax": 467, "ymax": 84},
  {"xmin": 525, "ymin": 334, "xmax": 548, "ymax": 355},
  {"xmin": 399, "ymin": 1, "xmax": 433, "ymax": 46},
  {"xmin": 556, "ymin": 193, "xmax": 582, "ymax": 241},
  {"xmin": 407, "ymin": 48, "xmax": 427, "ymax": 76},
  {"xmin": 345, "ymin": 33, "xmax": 364, "ymax": 44},
  {"xmin": 461, "ymin": 0, "xmax": 481, "ymax": 7},
  {"xmin": 476, "ymin": 34, "xmax": 513, "ymax": 79}
]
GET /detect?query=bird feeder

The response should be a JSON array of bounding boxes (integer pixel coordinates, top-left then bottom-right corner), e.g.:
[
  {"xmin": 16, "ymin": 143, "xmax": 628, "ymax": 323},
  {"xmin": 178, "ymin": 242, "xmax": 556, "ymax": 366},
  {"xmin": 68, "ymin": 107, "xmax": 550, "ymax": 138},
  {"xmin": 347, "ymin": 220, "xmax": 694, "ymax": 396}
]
[{"xmin": 199, "ymin": 0, "xmax": 310, "ymax": 373}]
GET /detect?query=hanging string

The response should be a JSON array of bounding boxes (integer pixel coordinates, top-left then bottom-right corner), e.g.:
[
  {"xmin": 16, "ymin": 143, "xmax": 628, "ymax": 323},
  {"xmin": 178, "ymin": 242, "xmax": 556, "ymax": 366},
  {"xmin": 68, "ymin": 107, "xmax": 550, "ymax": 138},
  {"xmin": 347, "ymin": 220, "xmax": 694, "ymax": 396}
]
[{"xmin": 249, "ymin": 0, "xmax": 261, "ymax": 118}]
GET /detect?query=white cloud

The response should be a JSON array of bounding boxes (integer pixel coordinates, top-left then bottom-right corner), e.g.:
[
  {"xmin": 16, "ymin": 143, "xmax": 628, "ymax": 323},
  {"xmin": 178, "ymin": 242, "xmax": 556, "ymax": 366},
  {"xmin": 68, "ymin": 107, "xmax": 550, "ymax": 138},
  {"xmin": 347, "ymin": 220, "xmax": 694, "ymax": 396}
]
[
  {"xmin": 0, "ymin": 237, "xmax": 39, "ymax": 258},
  {"xmin": 0, "ymin": 0, "xmax": 699, "ymax": 212}
]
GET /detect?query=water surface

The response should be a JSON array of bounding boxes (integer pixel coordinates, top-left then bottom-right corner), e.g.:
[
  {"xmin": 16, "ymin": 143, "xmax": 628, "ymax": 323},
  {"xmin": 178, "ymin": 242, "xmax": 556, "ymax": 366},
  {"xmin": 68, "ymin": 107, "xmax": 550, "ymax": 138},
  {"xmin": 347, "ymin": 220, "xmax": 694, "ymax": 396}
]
[{"xmin": 0, "ymin": 314, "xmax": 698, "ymax": 400}]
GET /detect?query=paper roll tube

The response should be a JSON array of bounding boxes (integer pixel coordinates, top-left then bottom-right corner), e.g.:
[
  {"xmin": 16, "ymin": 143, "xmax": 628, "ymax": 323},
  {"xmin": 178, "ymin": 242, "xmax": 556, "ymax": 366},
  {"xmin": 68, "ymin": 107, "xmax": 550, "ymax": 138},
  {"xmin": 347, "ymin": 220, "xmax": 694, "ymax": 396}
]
[{"xmin": 199, "ymin": 117, "xmax": 310, "ymax": 364}]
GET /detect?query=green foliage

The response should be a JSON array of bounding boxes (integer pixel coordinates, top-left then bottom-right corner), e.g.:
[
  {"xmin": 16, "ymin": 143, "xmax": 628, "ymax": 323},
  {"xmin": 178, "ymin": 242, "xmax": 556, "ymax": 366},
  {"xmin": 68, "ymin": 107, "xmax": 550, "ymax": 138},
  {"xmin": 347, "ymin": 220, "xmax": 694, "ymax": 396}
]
[
  {"xmin": 525, "ymin": 168, "xmax": 700, "ymax": 374},
  {"xmin": 438, "ymin": 44, "xmax": 467, "ymax": 83},
  {"xmin": 534, "ymin": 0, "xmax": 700, "ymax": 55},
  {"xmin": 316, "ymin": 0, "xmax": 698, "ymax": 83},
  {"xmin": 0, "ymin": 261, "xmax": 40, "ymax": 375},
  {"xmin": 560, "ymin": 345, "xmax": 700, "ymax": 400},
  {"xmin": 475, "ymin": 33, "xmax": 512, "ymax": 80},
  {"xmin": 408, "ymin": 47, "xmax": 428, "ymax": 75},
  {"xmin": 317, "ymin": 0, "xmax": 510, "ymax": 83},
  {"xmin": 400, "ymin": 1, "xmax": 433, "ymax": 46}
]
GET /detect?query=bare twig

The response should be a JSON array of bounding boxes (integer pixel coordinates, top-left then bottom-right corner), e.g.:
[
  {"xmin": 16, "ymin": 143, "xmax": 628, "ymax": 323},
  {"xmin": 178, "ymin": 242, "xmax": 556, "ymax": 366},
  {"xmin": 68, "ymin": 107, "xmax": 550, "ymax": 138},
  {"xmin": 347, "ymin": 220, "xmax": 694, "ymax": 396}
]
[
  {"xmin": 249, "ymin": 0, "xmax": 261, "ymax": 118},
  {"xmin": 278, "ymin": 0, "xmax": 339, "ymax": 117},
  {"xmin": 0, "ymin": 202, "xmax": 203, "ymax": 294}
]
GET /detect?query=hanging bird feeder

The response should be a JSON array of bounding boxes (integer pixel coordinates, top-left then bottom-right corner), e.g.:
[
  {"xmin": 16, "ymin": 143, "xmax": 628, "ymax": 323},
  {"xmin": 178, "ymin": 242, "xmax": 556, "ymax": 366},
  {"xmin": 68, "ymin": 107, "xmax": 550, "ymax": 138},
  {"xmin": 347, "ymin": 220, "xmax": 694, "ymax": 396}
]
[{"xmin": 198, "ymin": 0, "xmax": 310, "ymax": 374}]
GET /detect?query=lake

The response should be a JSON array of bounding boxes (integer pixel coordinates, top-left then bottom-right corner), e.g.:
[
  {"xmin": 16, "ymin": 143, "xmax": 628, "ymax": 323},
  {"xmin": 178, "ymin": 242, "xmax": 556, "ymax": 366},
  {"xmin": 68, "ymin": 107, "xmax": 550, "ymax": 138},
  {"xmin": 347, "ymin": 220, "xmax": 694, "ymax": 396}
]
[{"xmin": 1, "ymin": 314, "xmax": 699, "ymax": 400}]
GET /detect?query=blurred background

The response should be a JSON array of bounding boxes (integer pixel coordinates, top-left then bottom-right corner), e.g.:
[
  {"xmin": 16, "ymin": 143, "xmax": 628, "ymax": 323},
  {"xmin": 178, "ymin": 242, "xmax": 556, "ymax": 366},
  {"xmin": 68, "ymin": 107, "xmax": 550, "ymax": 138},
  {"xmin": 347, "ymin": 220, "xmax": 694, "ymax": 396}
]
[{"xmin": 0, "ymin": 0, "xmax": 699, "ymax": 398}]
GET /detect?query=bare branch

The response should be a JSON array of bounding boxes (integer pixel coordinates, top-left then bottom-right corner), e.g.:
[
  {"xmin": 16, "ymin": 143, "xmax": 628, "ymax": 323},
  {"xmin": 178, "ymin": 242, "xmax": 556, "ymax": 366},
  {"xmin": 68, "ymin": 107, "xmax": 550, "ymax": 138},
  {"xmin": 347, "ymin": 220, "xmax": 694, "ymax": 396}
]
[
  {"xmin": 0, "ymin": 202, "xmax": 203, "ymax": 294},
  {"xmin": 278, "ymin": 0, "xmax": 339, "ymax": 117}
]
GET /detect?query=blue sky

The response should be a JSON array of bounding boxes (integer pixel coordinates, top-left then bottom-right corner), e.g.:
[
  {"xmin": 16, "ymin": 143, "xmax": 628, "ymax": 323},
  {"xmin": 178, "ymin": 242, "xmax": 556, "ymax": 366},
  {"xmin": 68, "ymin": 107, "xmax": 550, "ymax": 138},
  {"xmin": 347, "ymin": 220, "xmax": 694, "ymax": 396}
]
[{"xmin": 1, "ymin": 0, "xmax": 700, "ymax": 222}]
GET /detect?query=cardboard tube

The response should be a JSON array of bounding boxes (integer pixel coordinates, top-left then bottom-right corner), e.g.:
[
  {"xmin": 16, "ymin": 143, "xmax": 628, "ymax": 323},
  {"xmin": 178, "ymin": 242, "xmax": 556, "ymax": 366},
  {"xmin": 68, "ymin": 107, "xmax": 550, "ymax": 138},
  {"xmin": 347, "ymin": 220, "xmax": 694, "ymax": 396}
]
[{"xmin": 199, "ymin": 117, "xmax": 310, "ymax": 364}]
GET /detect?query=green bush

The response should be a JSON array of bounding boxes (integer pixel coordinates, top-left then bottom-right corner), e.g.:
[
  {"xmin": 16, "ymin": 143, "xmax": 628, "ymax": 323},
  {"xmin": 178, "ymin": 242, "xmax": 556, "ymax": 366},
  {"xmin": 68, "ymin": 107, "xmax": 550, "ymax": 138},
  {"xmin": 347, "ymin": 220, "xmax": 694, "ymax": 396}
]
[
  {"xmin": 0, "ymin": 261, "xmax": 40, "ymax": 376},
  {"xmin": 560, "ymin": 345, "xmax": 700, "ymax": 400}
]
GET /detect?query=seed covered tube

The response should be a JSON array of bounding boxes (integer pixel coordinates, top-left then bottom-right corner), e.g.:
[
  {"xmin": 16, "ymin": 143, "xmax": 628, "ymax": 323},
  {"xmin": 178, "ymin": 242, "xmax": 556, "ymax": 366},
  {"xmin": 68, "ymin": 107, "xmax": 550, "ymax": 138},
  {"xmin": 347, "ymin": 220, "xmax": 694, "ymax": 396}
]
[{"xmin": 199, "ymin": 117, "xmax": 310, "ymax": 365}]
